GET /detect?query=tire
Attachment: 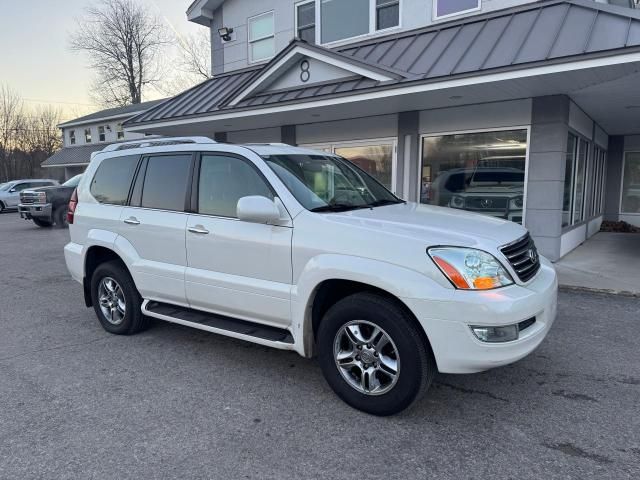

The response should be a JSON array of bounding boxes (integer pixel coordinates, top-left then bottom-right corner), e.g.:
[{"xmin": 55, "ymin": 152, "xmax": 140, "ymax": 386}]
[
  {"xmin": 317, "ymin": 292, "xmax": 436, "ymax": 416},
  {"xmin": 90, "ymin": 260, "xmax": 149, "ymax": 335},
  {"xmin": 32, "ymin": 218, "xmax": 53, "ymax": 228},
  {"xmin": 0, "ymin": 201, "xmax": 5, "ymax": 213},
  {"xmin": 53, "ymin": 206, "xmax": 69, "ymax": 229}
]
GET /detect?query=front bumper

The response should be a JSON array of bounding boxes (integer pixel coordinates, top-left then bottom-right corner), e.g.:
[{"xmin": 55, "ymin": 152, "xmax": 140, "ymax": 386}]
[
  {"xmin": 18, "ymin": 203, "xmax": 52, "ymax": 220},
  {"xmin": 403, "ymin": 257, "xmax": 558, "ymax": 374}
]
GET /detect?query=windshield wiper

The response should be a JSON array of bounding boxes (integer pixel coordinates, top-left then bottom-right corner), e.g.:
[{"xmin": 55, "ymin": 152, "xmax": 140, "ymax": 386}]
[
  {"xmin": 367, "ymin": 199, "xmax": 405, "ymax": 207},
  {"xmin": 310, "ymin": 203, "xmax": 370, "ymax": 213}
]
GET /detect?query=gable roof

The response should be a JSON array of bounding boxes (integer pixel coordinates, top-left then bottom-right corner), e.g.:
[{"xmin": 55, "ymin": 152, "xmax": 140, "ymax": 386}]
[
  {"xmin": 58, "ymin": 99, "xmax": 166, "ymax": 128},
  {"xmin": 125, "ymin": 0, "xmax": 640, "ymax": 127},
  {"xmin": 41, "ymin": 143, "xmax": 106, "ymax": 167}
]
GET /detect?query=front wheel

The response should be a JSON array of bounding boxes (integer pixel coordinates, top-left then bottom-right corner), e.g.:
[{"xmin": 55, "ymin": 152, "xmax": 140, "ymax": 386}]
[
  {"xmin": 318, "ymin": 293, "xmax": 436, "ymax": 416},
  {"xmin": 90, "ymin": 261, "xmax": 148, "ymax": 335},
  {"xmin": 32, "ymin": 218, "xmax": 53, "ymax": 228}
]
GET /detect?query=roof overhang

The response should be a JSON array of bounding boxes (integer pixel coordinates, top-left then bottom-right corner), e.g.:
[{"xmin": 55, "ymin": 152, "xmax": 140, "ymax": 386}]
[
  {"xmin": 126, "ymin": 50, "xmax": 640, "ymax": 136},
  {"xmin": 187, "ymin": 0, "xmax": 223, "ymax": 26},
  {"xmin": 58, "ymin": 111, "xmax": 146, "ymax": 129}
]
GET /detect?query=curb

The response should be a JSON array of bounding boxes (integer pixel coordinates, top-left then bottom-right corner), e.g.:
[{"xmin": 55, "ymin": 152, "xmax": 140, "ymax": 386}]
[{"xmin": 559, "ymin": 284, "xmax": 640, "ymax": 298}]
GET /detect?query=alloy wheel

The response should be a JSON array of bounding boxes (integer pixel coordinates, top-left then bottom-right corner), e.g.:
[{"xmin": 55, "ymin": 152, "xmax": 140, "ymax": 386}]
[
  {"xmin": 98, "ymin": 277, "xmax": 126, "ymax": 325},
  {"xmin": 333, "ymin": 320, "xmax": 400, "ymax": 396}
]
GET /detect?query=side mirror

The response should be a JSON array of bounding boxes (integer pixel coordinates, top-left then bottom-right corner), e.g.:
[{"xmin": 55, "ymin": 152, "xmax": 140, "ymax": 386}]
[
  {"xmin": 237, "ymin": 196, "xmax": 281, "ymax": 224},
  {"xmin": 9, "ymin": 188, "xmax": 16, "ymax": 193}
]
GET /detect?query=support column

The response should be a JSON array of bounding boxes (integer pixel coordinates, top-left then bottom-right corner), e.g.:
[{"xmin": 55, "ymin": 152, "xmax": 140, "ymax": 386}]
[
  {"xmin": 396, "ymin": 111, "xmax": 419, "ymax": 200},
  {"xmin": 604, "ymin": 136, "xmax": 624, "ymax": 222},
  {"xmin": 281, "ymin": 125, "xmax": 297, "ymax": 146},
  {"xmin": 526, "ymin": 95, "xmax": 570, "ymax": 262}
]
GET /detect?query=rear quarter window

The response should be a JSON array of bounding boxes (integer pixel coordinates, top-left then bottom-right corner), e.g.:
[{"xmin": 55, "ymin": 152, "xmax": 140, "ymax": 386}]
[{"xmin": 90, "ymin": 155, "xmax": 140, "ymax": 205}]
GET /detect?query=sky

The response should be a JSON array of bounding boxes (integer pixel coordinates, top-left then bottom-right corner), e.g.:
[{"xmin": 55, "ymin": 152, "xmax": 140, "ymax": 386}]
[{"xmin": 0, "ymin": 0, "xmax": 201, "ymax": 121}]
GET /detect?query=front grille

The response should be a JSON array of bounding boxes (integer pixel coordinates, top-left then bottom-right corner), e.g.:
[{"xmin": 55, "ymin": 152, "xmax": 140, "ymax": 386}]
[
  {"xmin": 464, "ymin": 197, "xmax": 509, "ymax": 210},
  {"xmin": 500, "ymin": 233, "xmax": 541, "ymax": 283},
  {"xmin": 20, "ymin": 192, "xmax": 45, "ymax": 205},
  {"xmin": 518, "ymin": 317, "xmax": 536, "ymax": 332}
]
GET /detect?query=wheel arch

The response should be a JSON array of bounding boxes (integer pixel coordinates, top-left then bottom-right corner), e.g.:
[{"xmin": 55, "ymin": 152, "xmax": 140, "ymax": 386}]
[
  {"xmin": 83, "ymin": 246, "xmax": 129, "ymax": 307},
  {"xmin": 294, "ymin": 255, "xmax": 439, "ymax": 358}
]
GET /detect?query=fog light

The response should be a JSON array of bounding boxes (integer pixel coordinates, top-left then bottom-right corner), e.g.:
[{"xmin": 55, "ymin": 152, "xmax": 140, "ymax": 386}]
[{"xmin": 471, "ymin": 325, "xmax": 518, "ymax": 343}]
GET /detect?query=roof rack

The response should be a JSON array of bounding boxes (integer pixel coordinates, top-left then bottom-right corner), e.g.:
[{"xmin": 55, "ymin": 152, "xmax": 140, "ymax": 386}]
[{"xmin": 100, "ymin": 136, "xmax": 216, "ymax": 153}]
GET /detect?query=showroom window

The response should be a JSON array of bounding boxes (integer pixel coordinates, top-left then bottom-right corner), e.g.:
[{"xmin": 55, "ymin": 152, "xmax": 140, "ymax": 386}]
[
  {"xmin": 319, "ymin": 0, "xmax": 400, "ymax": 44},
  {"xmin": 296, "ymin": 1, "xmax": 316, "ymax": 43},
  {"xmin": 301, "ymin": 139, "xmax": 397, "ymax": 191},
  {"xmin": 248, "ymin": 11, "xmax": 275, "ymax": 63},
  {"xmin": 420, "ymin": 129, "xmax": 528, "ymax": 224},
  {"xmin": 588, "ymin": 146, "xmax": 607, "ymax": 217},
  {"xmin": 562, "ymin": 133, "xmax": 590, "ymax": 227},
  {"xmin": 434, "ymin": 0, "xmax": 481, "ymax": 20},
  {"xmin": 621, "ymin": 152, "xmax": 640, "ymax": 214}
]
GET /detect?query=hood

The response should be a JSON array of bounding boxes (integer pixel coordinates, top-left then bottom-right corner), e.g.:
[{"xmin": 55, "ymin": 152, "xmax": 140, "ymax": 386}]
[{"xmin": 318, "ymin": 202, "xmax": 527, "ymax": 248}]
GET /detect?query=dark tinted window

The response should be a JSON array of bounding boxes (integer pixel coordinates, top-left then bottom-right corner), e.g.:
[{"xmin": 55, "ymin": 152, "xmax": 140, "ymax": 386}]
[
  {"xmin": 91, "ymin": 155, "xmax": 139, "ymax": 205},
  {"xmin": 198, "ymin": 154, "xmax": 273, "ymax": 218},
  {"xmin": 141, "ymin": 154, "xmax": 192, "ymax": 211}
]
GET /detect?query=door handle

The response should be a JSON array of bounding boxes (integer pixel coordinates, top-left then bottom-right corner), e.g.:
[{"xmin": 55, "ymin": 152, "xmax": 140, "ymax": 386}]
[
  {"xmin": 124, "ymin": 217, "xmax": 140, "ymax": 225},
  {"xmin": 188, "ymin": 225, "xmax": 210, "ymax": 235}
]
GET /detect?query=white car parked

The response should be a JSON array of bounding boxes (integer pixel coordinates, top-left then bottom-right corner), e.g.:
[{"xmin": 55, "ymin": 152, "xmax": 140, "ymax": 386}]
[{"xmin": 64, "ymin": 137, "xmax": 557, "ymax": 415}]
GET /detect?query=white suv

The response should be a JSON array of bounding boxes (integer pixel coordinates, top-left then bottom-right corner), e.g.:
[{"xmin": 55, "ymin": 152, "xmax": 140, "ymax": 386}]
[{"xmin": 64, "ymin": 137, "xmax": 557, "ymax": 415}]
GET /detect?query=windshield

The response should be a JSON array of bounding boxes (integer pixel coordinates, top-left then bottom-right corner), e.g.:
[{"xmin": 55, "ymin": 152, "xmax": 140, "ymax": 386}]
[
  {"xmin": 63, "ymin": 174, "xmax": 82, "ymax": 187},
  {"xmin": 262, "ymin": 154, "xmax": 403, "ymax": 212}
]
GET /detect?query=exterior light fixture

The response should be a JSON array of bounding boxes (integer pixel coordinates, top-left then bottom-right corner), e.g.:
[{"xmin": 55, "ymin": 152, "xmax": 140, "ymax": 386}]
[{"xmin": 218, "ymin": 27, "xmax": 234, "ymax": 42}]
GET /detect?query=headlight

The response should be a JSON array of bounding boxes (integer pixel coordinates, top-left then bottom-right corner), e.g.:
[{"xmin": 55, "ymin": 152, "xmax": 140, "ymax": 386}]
[
  {"xmin": 450, "ymin": 195, "xmax": 465, "ymax": 208},
  {"xmin": 510, "ymin": 196, "xmax": 523, "ymax": 209},
  {"xmin": 428, "ymin": 247, "xmax": 514, "ymax": 290}
]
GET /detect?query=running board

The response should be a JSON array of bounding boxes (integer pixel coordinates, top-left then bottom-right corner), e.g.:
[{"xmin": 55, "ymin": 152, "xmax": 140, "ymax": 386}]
[{"xmin": 142, "ymin": 300, "xmax": 295, "ymax": 348}]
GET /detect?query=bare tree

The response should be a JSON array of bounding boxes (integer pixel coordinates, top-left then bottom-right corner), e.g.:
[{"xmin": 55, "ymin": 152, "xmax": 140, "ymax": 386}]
[
  {"xmin": 0, "ymin": 84, "xmax": 24, "ymax": 181},
  {"xmin": 178, "ymin": 31, "xmax": 211, "ymax": 81},
  {"xmin": 70, "ymin": 0, "xmax": 170, "ymax": 107}
]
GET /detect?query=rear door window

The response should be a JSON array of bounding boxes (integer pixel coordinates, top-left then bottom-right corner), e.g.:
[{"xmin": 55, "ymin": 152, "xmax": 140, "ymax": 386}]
[
  {"xmin": 90, "ymin": 155, "xmax": 140, "ymax": 205},
  {"xmin": 140, "ymin": 154, "xmax": 192, "ymax": 212}
]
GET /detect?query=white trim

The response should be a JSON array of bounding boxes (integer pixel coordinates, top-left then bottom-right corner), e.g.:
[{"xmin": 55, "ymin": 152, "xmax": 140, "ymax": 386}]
[
  {"xmin": 432, "ymin": 0, "xmax": 481, "ymax": 22},
  {"xmin": 418, "ymin": 126, "xmax": 531, "ymax": 224},
  {"xmin": 248, "ymin": 11, "xmax": 275, "ymax": 64},
  {"xmin": 127, "ymin": 51, "xmax": 640, "ymax": 132},
  {"xmin": 229, "ymin": 44, "xmax": 397, "ymax": 106},
  {"xmin": 620, "ymin": 151, "xmax": 640, "ymax": 215},
  {"xmin": 300, "ymin": 137, "xmax": 398, "ymax": 194}
]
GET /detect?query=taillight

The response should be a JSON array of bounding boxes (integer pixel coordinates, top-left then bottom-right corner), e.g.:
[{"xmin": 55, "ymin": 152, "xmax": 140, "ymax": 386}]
[{"xmin": 67, "ymin": 188, "xmax": 78, "ymax": 224}]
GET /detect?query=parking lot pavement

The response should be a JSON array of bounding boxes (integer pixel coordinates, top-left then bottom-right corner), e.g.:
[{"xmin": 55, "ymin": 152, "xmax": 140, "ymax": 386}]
[{"xmin": 0, "ymin": 212, "xmax": 639, "ymax": 480}]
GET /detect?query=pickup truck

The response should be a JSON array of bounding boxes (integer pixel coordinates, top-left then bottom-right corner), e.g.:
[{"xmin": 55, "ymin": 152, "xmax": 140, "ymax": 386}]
[{"xmin": 19, "ymin": 174, "xmax": 82, "ymax": 228}]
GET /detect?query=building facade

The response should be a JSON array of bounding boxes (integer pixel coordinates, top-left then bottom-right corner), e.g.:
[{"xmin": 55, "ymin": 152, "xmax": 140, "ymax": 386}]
[
  {"xmin": 42, "ymin": 100, "xmax": 164, "ymax": 180},
  {"xmin": 123, "ymin": 0, "xmax": 640, "ymax": 261}
]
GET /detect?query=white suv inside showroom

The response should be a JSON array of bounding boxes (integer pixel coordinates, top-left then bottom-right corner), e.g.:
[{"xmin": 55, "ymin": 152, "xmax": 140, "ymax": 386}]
[{"xmin": 64, "ymin": 137, "xmax": 557, "ymax": 415}]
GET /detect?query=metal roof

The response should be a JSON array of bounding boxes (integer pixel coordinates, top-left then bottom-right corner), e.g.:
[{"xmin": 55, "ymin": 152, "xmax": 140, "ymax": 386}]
[
  {"xmin": 41, "ymin": 144, "xmax": 106, "ymax": 167},
  {"xmin": 125, "ymin": 0, "xmax": 640, "ymax": 127},
  {"xmin": 58, "ymin": 99, "xmax": 167, "ymax": 128}
]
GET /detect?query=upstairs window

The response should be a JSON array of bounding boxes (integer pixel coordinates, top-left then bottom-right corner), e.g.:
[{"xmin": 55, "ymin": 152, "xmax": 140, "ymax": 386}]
[
  {"xmin": 248, "ymin": 11, "xmax": 275, "ymax": 63},
  {"xmin": 116, "ymin": 123, "xmax": 125, "ymax": 140},
  {"xmin": 321, "ymin": 0, "xmax": 370, "ymax": 43},
  {"xmin": 434, "ymin": 0, "xmax": 481, "ymax": 20},
  {"xmin": 98, "ymin": 125, "xmax": 106, "ymax": 142},
  {"xmin": 318, "ymin": 0, "xmax": 400, "ymax": 44},
  {"xmin": 69, "ymin": 130, "xmax": 76, "ymax": 145},
  {"xmin": 84, "ymin": 128, "xmax": 92, "ymax": 143},
  {"xmin": 296, "ymin": 1, "xmax": 316, "ymax": 43},
  {"xmin": 376, "ymin": 0, "xmax": 400, "ymax": 30}
]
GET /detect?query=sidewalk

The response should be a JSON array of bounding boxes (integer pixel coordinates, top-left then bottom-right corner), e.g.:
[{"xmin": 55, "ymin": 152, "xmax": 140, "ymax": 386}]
[{"xmin": 554, "ymin": 232, "xmax": 640, "ymax": 295}]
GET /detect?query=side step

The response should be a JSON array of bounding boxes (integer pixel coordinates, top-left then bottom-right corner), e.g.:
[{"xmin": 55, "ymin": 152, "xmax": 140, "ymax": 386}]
[{"xmin": 142, "ymin": 300, "xmax": 295, "ymax": 347}]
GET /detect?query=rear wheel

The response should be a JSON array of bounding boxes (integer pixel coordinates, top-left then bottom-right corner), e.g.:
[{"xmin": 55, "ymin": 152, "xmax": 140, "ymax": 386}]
[
  {"xmin": 32, "ymin": 218, "xmax": 53, "ymax": 228},
  {"xmin": 53, "ymin": 206, "xmax": 69, "ymax": 228},
  {"xmin": 90, "ymin": 261, "xmax": 149, "ymax": 335},
  {"xmin": 318, "ymin": 292, "xmax": 436, "ymax": 416},
  {"xmin": 0, "ymin": 202, "xmax": 5, "ymax": 213}
]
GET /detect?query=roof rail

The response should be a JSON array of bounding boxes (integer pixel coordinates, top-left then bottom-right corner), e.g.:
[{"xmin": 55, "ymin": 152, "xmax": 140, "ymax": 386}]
[
  {"xmin": 243, "ymin": 143, "xmax": 291, "ymax": 147},
  {"xmin": 100, "ymin": 136, "xmax": 216, "ymax": 153}
]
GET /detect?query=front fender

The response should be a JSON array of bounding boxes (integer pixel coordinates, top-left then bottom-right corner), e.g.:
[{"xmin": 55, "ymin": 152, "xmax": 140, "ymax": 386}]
[{"xmin": 291, "ymin": 254, "xmax": 453, "ymax": 357}]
